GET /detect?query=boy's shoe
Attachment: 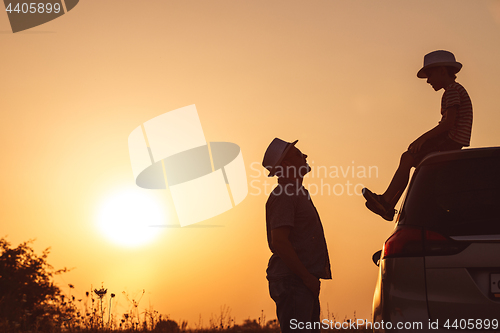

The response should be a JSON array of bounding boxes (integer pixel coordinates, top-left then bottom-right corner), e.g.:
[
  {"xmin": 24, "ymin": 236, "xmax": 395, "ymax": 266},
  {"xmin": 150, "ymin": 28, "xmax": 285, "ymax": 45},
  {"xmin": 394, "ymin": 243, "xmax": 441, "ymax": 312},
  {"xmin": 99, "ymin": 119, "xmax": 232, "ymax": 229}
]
[
  {"xmin": 362, "ymin": 188, "xmax": 395, "ymax": 222},
  {"xmin": 365, "ymin": 201, "xmax": 396, "ymax": 222}
]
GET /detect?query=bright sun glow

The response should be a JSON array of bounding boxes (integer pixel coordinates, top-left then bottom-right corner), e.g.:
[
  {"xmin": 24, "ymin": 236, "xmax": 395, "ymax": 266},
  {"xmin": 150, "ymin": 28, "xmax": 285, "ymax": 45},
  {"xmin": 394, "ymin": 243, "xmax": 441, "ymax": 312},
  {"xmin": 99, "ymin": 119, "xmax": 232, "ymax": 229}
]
[{"xmin": 96, "ymin": 189, "xmax": 165, "ymax": 247}]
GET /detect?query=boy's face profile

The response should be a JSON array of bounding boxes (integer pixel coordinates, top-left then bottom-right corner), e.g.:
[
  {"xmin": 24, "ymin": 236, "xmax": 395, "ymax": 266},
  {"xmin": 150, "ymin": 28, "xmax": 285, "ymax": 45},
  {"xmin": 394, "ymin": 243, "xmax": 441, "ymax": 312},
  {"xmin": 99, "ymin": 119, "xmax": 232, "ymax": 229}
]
[{"xmin": 425, "ymin": 66, "xmax": 452, "ymax": 91}]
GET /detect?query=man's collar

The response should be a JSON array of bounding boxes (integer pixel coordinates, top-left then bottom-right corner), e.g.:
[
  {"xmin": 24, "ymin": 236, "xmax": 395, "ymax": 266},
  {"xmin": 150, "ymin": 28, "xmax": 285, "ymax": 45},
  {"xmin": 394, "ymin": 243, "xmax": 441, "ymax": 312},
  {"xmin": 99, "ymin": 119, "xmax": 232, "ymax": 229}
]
[{"xmin": 277, "ymin": 178, "xmax": 303, "ymax": 187}]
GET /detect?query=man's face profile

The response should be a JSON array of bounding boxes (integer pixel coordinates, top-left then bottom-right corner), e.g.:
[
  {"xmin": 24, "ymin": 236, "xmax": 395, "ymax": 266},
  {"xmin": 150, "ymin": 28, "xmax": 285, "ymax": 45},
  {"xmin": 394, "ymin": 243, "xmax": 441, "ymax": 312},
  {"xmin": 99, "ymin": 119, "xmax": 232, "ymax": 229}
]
[{"xmin": 275, "ymin": 146, "xmax": 311, "ymax": 178}]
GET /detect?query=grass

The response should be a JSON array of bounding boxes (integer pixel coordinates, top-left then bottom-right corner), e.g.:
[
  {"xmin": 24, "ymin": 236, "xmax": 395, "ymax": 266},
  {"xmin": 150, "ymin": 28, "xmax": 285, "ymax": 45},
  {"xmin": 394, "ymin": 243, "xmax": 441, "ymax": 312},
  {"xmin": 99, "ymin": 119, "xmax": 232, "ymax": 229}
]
[
  {"xmin": 0, "ymin": 238, "xmax": 371, "ymax": 333},
  {"xmin": 2, "ymin": 283, "xmax": 371, "ymax": 333}
]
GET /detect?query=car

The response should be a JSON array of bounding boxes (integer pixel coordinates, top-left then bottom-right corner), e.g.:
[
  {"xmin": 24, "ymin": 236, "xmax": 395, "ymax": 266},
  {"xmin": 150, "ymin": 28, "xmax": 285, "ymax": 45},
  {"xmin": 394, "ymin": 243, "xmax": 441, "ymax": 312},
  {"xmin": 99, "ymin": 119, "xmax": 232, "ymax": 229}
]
[{"xmin": 371, "ymin": 147, "xmax": 500, "ymax": 333}]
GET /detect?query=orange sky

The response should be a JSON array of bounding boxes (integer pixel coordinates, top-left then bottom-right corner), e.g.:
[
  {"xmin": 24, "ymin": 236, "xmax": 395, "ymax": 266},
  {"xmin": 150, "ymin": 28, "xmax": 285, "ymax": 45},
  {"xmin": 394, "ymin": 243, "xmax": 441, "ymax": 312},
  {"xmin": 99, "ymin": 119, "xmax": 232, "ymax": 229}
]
[{"xmin": 2, "ymin": 0, "xmax": 500, "ymax": 326}]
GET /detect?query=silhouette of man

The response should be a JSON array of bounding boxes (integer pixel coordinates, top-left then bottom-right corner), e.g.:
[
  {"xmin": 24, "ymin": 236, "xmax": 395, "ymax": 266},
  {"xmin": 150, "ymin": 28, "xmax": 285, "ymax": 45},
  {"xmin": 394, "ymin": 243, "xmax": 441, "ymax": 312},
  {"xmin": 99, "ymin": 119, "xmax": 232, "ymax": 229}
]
[{"xmin": 262, "ymin": 138, "xmax": 331, "ymax": 333}]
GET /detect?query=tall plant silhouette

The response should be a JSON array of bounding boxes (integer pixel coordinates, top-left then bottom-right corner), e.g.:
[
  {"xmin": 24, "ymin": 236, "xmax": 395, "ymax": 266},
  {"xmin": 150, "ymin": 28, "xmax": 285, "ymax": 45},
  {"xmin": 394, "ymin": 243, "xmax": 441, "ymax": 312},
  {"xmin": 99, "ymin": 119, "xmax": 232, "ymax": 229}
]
[{"xmin": 94, "ymin": 287, "xmax": 107, "ymax": 327}]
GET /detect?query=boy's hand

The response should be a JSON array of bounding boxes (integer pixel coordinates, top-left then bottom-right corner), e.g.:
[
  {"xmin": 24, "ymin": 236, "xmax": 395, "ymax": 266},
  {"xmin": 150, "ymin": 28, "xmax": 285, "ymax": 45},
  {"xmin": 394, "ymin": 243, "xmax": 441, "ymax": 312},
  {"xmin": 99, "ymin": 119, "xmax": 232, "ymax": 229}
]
[{"xmin": 409, "ymin": 136, "xmax": 427, "ymax": 153}]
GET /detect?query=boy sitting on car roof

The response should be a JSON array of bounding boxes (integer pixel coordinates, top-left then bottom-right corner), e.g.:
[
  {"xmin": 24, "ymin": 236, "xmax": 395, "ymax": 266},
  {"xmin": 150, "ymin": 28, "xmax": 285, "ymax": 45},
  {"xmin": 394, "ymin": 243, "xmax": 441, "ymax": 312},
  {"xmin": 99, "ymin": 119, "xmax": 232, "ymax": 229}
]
[{"xmin": 363, "ymin": 50, "xmax": 473, "ymax": 221}]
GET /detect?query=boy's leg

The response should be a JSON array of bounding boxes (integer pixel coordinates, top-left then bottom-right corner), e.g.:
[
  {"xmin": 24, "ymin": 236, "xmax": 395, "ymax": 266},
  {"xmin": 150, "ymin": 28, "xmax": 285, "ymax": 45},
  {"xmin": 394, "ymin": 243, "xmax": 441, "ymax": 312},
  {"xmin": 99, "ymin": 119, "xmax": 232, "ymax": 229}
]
[
  {"xmin": 364, "ymin": 132, "xmax": 462, "ymax": 219},
  {"xmin": 382, "ymin": 151, "xmax": 415, "ymax": 209},
  {"xmin": 382, "ymin": 133, "xmax": 462, "ymax": 208},
  {"xmin": 381, "ymin": 133, "xmax": 462, "ymax": 209}
]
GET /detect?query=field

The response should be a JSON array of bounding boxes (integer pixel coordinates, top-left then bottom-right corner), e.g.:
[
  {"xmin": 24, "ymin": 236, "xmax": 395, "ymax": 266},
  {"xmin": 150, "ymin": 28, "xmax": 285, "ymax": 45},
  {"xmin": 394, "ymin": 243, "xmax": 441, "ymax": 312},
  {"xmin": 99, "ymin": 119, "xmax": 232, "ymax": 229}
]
[{"xmin": 0, "ymin": 239, "xmax": 372, "ymax": 333}]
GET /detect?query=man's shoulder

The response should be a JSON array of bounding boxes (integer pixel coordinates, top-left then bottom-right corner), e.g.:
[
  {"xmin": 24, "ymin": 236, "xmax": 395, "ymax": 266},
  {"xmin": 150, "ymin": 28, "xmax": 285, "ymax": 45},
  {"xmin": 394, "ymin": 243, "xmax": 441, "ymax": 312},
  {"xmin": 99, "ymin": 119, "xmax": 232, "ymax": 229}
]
[
  {"xmin": 266, "ymin": 184, "xmax": 294, "ymax": 204},
  {"xmin": 266, "ymin": 183, "xmax": 307, "ymax": 209}
]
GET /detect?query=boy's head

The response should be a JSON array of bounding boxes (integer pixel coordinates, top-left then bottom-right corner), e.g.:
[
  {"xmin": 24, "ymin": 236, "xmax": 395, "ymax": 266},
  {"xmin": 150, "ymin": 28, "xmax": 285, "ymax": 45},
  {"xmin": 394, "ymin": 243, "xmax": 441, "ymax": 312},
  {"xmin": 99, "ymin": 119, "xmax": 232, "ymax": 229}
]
[
  {"xmin": 424, "ymin": 66, "xmax": 457, "ymax": 91},
  {"xmin": 417, "ymin": 50, "xmax": 462, "ymax": 79}
]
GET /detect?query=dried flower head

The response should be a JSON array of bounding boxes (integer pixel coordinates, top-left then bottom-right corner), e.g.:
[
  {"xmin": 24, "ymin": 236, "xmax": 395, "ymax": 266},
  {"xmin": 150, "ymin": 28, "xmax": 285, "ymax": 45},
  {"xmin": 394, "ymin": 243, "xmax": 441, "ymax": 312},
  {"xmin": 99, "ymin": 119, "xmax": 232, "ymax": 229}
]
[{"xmin": 94, "ymin": 288, "xmax": 107, "ymax": 299}]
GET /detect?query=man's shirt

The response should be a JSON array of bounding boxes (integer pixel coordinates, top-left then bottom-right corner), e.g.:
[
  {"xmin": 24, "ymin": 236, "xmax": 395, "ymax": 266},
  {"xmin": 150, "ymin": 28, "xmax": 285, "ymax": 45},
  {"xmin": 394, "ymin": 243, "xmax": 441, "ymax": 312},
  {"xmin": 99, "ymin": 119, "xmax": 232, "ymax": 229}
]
[{"xmin": 266, "ymin": 178, "xmax": 332, "ymax": 281}]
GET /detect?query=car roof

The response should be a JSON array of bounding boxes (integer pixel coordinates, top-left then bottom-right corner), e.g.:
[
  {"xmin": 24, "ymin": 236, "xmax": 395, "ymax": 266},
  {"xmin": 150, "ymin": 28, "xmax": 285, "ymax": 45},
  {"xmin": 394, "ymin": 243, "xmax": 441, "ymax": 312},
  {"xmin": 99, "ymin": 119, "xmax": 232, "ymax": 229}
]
[{"xmin": 418, "ymin": 146, "xmax": 500, "ymax": 167}]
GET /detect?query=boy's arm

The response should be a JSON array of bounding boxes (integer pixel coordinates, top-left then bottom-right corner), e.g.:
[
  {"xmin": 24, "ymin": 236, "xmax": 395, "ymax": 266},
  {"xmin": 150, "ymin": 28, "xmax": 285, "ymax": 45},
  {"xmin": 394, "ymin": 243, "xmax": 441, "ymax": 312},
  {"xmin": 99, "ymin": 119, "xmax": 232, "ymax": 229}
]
[
  {"xmin": 409, "ymin": 105, "xmax": 458, "ymax": 153},
  {"xmin": 271, "ymin": 226, "xmax": 320, "ymax": 297}
]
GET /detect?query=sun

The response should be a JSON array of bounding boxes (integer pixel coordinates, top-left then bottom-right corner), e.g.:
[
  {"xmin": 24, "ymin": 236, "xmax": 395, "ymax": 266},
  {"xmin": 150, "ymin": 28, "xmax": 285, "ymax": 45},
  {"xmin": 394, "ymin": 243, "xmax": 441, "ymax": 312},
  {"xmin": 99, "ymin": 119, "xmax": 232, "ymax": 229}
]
[{"xmin": 96, "ymin": 189, "xmax": 165, "ymax": 247}]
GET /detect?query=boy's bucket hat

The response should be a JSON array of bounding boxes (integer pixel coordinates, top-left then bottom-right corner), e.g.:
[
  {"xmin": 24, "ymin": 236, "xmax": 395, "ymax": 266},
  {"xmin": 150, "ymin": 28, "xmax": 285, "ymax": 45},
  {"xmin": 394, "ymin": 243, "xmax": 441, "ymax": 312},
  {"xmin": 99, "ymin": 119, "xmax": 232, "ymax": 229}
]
[
  {"xmin": 417, "ymin": 50, "xmax": 462, "ymax": 78},
  {"xmin": 262, "ymin": 138, "xmax": 298, "ymax": 177}
]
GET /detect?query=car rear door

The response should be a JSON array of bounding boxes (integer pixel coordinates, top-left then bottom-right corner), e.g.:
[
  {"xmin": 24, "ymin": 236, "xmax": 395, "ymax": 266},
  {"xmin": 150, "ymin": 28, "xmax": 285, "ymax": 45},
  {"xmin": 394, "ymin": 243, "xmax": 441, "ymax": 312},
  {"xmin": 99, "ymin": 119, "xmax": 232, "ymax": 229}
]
[{"xmin": 402, "ymin": 150, "xmax": 500, "ymax": 328}]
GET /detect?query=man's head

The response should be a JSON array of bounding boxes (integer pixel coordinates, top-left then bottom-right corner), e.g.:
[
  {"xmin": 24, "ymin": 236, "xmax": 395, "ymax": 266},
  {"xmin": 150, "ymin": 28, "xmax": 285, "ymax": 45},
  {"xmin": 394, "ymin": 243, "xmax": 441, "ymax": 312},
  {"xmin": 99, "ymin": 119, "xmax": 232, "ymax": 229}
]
[
  {"xmin": 262, "ymin": 138, "xmax": 310, "ymax": 178},
  {"xmin": 277, "ymin": 145, "xmax": 310, "ymax": 179}
]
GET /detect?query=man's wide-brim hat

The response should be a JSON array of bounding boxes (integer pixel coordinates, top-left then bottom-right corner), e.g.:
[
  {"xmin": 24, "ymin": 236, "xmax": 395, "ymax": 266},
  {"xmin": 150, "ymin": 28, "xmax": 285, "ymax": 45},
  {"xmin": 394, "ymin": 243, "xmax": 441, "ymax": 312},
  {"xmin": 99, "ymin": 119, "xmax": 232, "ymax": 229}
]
[
  {"xmin": 417, "ymin": 50, "xmax": 462, "ymax": 78},
  {"xmin": 262, "ymin": 138, "xmax": 298, "ymax": 177}
]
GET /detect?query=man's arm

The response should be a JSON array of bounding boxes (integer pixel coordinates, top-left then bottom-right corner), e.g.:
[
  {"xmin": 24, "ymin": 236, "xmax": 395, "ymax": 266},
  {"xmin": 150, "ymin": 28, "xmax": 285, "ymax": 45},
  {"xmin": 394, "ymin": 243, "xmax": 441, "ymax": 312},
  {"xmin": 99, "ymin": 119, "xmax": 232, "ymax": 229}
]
[
  {"xmin": 271, "ymin": 226, "xmax": 320, "ymax": 297},
  {"xmin": 409, "ymin": 105, "xmax": 458, "ymax": 153}
]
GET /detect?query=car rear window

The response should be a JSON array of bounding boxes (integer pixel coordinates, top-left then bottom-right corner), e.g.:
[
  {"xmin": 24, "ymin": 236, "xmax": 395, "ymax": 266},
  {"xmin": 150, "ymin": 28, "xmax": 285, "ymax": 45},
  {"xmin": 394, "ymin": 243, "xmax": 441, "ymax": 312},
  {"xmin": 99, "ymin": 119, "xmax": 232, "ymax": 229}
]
[{"xmin": 400, "ymin": 155, "xmax": 500, "ymax": 236}]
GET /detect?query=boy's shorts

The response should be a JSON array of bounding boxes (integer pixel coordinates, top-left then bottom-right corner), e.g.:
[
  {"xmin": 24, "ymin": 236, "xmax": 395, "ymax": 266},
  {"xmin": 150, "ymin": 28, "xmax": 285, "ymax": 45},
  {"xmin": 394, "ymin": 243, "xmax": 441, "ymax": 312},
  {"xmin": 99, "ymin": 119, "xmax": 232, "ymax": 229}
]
[{"xmin": 409, "ymin": 132, "xmax": 463, "ymax": 167}]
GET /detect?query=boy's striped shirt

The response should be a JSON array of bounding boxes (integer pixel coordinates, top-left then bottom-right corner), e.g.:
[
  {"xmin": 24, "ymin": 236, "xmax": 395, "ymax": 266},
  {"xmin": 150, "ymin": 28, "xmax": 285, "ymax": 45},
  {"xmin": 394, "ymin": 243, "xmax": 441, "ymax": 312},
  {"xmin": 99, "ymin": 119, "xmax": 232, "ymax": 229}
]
[{"xmin": 441, "ymin": 82, "xmax": 473, "ymax": 146}]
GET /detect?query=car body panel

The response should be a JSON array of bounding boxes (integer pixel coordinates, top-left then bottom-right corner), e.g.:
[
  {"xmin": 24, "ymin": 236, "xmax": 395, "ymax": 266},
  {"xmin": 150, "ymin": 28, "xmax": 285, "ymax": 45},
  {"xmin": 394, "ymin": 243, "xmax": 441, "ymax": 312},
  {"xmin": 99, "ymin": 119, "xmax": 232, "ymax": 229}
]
[
  {"xmin": 373, "ymin": 256, "xmax": 428, "ymax": 332},
  {"xmin": 372, "ymin": 147, "xmax": 500, "ymax": 333},
  {"xmin": 426, "ymin": 268, "xmax": 500, "ymax": 320},
  {"xmin": 425, "ymin": 242, "xmax": 500, "ymax": 324}
]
